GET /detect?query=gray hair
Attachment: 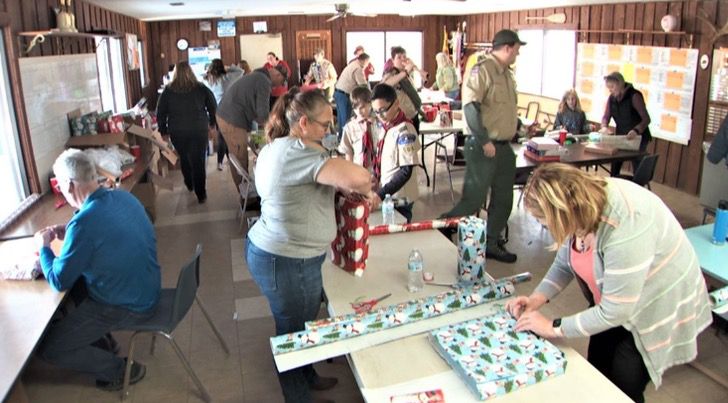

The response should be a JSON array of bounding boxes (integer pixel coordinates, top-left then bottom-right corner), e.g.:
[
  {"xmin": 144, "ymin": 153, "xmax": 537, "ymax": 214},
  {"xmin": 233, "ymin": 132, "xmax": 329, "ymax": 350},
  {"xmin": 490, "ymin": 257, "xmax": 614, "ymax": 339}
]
[{"xmin": 52, "ymin": 149, "xmax": 97, "ymax": 183}]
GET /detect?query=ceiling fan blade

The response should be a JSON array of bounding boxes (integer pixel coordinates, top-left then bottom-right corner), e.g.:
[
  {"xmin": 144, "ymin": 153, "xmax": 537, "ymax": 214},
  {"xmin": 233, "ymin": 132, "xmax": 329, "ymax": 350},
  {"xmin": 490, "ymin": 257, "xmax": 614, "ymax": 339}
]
[{"xmin": 326, "ymin": 14, "xmax": 342, "ymax": 22}]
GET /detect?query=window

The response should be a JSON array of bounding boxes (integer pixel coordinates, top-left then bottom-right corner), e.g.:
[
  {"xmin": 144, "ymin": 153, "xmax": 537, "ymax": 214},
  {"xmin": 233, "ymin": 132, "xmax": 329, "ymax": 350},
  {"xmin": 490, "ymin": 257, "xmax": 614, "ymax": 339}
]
[
  {"xmin": 138, "ymin": 40, "xmax": 147, "ymax": 88},
  {"xmin": 515, "ymin": 29, "xmax": 576, "ymax": 100},
  {"xmin": 345, "ymin": 31, "xmax": 423, "ymax": 82},
  {"xmin": 0, "ymin": 29, "xmax": 30, "ymax": 225},
  {"xmin": 96, "ymin": 37, "xmax": 128, "ymax": 113}
]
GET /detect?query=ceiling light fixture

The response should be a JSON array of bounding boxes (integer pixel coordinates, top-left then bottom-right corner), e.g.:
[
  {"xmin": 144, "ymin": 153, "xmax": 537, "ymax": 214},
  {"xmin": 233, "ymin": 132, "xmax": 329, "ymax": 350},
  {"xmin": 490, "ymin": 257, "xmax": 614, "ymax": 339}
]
[{"xmin": 169, "ymin": 2, "xmax": 184, "ymax": 6}]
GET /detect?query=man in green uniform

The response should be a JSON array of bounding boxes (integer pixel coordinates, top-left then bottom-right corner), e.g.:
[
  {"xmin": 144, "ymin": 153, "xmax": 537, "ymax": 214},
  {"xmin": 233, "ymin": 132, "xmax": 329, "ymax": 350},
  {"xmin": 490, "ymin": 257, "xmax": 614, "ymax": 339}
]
[{"xmin": 442, "ymin": 29, "xmax": 525, "ymax": 263}]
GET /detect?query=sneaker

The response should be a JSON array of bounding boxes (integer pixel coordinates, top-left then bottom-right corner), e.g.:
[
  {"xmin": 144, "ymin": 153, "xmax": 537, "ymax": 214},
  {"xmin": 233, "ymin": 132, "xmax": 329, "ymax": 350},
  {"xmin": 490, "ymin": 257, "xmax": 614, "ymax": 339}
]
[
  {"xmin": 217, "ymin": 163, "xmax": 223, "ymax": 171},
  {"xmin": 96, "ymin": 359, "xmax": 146, "ymax": 391},
  {"xmin": 486, "ymin": 244, "xmax": 517, "ymax": 263},
  {"xmin": 309, "ymin": 375, "xmax": 338, "ymax": 391}
]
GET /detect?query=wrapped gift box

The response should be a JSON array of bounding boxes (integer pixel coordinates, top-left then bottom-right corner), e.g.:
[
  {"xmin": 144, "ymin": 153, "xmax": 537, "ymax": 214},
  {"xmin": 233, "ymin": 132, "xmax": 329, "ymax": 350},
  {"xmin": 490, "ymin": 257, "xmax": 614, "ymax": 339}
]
[
  {"xmin": 430, "ymin": 312, "xmax": 567, "ymax": 400},
  {"xmin": 330, "ymin": 193, "xmax": 370, "ymax": 277},
  {"xmin": 458, "ymin": 216, "xmax": 487, "ymax": 284}
]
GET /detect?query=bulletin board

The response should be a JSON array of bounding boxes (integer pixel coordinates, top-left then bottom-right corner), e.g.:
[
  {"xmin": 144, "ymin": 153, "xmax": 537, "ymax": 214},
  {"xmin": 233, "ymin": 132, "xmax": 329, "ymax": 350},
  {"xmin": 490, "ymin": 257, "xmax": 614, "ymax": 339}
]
[
  {"xmin": 576, "ymin": 43, "xmax": 698, "ymax": 145},
  {"xmin": 239, "ymin": 33, "xmax": 283, "ymax": 70}
]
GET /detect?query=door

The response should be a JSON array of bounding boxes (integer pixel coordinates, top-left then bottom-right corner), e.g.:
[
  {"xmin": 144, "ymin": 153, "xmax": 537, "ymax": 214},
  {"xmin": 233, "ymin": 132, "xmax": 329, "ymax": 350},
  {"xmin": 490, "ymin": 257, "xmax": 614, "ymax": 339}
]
[{"xmin": 295, "ymin": 30, "xmax": 332, "ymax": 83}]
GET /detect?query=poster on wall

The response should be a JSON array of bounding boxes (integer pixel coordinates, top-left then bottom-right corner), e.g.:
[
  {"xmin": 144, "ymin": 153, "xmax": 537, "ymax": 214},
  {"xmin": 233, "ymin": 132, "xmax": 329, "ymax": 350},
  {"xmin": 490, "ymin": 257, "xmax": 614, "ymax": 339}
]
[
  {"xmin": 188, "ymin": 47, "xmax": 221, "ymax": 81},
  {"xmin": 126, "ymin": 33, "xmax": 140, "ymax": 70},
  {"xmin": 217, "ymin": 19, "xmax": 236, "ymax": 37},
  {"xmin": 576, "ymin": 43, "xmax": 698, "ymax": 145}
]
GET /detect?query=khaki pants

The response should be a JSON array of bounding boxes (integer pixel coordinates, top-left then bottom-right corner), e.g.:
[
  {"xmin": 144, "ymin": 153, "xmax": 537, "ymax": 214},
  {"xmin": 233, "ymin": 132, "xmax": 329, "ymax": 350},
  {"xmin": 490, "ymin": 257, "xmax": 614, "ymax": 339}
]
[{"xmin": 216, "ymin": 115, "xmax": 250, "ymax": 190}]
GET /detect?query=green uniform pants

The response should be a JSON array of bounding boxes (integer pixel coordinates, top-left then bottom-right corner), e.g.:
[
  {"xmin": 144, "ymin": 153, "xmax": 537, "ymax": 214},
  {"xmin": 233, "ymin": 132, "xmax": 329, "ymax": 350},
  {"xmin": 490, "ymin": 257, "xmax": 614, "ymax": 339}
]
[{"xmin": 443, "ymin": 137, "xmax": 516, "ymax": 247}]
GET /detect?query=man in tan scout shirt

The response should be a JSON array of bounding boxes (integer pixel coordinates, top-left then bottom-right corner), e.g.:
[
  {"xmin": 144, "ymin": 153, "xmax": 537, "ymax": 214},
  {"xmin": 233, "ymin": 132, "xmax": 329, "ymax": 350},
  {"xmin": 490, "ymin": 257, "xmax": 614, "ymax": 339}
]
[{"xmin": 442, "ymin": 29, "xmax": 525, "ymax": 263}]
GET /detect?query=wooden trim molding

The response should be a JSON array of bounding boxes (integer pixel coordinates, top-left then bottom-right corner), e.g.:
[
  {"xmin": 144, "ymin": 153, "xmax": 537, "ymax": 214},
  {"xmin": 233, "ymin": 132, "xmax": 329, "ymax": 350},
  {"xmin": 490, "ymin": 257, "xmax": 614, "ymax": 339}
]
[{"xmin": 0, "ymin": 13, "xmax": 41, "ymax": 194}]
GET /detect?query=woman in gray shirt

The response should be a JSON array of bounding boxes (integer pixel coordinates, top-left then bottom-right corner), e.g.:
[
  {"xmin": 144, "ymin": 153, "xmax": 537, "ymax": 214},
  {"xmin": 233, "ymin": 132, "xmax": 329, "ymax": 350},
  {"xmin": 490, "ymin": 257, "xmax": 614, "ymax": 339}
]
[{"xmin": 246, "ymin": 88, "xmax": 373, "ymax": 403}]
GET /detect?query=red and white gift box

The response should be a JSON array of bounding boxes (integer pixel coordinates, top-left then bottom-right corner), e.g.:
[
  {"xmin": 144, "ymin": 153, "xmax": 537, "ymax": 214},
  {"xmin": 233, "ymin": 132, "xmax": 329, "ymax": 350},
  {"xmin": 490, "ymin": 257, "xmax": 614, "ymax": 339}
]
[{"xmin": 330, "ymin": 193, "xmax": 370, "ymax": 277}]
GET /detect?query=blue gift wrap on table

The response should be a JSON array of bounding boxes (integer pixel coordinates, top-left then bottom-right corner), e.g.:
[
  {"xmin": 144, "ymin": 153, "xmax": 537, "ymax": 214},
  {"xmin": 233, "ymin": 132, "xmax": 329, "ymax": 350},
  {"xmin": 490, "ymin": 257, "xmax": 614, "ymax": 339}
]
[{"xmin": 458, "ymin": 216, "xmax": 487, "ymax": 283}]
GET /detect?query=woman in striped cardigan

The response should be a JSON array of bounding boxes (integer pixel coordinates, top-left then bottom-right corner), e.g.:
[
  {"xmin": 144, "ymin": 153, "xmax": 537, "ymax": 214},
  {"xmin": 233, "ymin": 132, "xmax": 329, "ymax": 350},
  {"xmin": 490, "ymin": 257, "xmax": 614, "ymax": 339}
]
[{"xmin": 506, "ymin": 163, "xmax": 712, "ymax": 403}]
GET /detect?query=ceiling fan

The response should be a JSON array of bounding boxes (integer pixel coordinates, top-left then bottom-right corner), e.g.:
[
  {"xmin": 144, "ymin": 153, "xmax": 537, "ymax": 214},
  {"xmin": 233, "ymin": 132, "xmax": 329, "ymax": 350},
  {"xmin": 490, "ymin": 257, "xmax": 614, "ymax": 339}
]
[{"xmin": 326, "ymin": 3, "xmax": 375, "ymax": 22}]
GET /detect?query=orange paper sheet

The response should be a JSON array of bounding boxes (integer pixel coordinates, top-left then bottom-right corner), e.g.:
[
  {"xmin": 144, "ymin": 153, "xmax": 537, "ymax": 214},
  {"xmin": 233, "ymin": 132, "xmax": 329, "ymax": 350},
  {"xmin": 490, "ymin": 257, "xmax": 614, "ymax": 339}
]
[
  {"xmin": 636, "ymin": 48, "xmax": 653, "ymax": 64},
  {"xmin": 661, "ymin": 115, "xmax": 677, "ymax": 133},
  {"xmin": 669, "ymin": 49, "xmax": 688, "ymax": 67},
  {"xmin": 666, "ymin": 71, "xmax": 685, "ymax": 89},
  {"xmin": 663, "ymin": 93, "xmax": 682, "ymax": 112},
  {"xmin": 640, "ymin": 88, "xmax": 649, "ymax": 102},
  {"xmin": 608, "ymin": 64, "xmax": 621, "ymax": 75},
  {"xmin": 580, "ymin": 79, "xmax": 594, "ymax": 94},
  {"xmin": 635, "ymin": 68, "xmax": 651, "ymax": 85},
  {"xmin": 581, "ymin": 62, "xmax": 594, "ymax": 77},
  {"xmin": 581, "ymin": 98, "xmax": 593, "ymax": 113},
  {"xmin": 582, "ymin": 44, "xmax": 595, "ymax": 59},
  {"xmin": 608, "ymin": 45, "xmax": 622, "ymax": 61}
]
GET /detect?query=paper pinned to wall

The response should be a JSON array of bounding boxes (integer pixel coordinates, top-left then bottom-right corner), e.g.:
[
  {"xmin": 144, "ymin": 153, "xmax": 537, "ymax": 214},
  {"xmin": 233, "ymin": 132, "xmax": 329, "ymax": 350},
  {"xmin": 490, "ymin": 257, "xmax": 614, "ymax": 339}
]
[{"xmin": 576, "ymin": 43, "xmax": 698, "ymax": 145}]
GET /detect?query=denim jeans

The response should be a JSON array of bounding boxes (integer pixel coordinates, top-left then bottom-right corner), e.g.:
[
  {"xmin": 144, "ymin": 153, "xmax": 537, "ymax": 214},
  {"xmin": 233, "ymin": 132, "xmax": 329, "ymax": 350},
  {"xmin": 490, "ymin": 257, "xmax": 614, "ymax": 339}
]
[
  {"xmin": 246, "ymin": 238, "xmax": 326, "ymax": 403},
  {"xmin": 37, "ymin": 297, "xmax": 155, "ymax": 381},
  {"xmin": 334, "ymin": 89, "xmax": 351, "ymax": 139}
]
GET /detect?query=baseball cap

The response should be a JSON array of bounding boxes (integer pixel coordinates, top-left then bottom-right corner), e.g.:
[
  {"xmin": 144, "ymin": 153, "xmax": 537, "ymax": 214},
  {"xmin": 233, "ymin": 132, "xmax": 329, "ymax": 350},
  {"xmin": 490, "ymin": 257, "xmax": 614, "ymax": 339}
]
[{"xmin": 492, "ymin": 29, "xmax": 527, "ymax": 47}]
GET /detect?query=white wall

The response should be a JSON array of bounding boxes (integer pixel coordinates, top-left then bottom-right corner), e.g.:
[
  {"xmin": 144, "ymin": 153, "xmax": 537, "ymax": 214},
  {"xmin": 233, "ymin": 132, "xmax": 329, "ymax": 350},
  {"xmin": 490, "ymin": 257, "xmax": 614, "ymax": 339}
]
[{"xmin": 19, "ymin": 54, "xmax": 101, "ymax": 192}]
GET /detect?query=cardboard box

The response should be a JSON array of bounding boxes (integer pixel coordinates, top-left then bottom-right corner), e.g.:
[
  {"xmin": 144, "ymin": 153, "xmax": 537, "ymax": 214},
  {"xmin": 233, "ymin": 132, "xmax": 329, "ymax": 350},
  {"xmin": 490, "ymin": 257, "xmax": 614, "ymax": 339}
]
[
  {"xmin": 66, "ymin": 132, "xmax": 128, "ymax": 148},
  {"xmin": 127, "ymin": 125, "xmax": 179, "ymax": 167},
  {"xmin": 131, "ymin": 181, "xmax": 156, "ymax": 222}
]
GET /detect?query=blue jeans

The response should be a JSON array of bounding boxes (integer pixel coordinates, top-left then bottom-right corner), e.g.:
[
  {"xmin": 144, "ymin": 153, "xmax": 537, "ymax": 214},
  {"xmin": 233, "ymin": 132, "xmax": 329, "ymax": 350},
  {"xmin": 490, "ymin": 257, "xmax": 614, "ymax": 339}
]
[
  {"xmin": 246, "ymin": 239, "xmax": 326, "ymax": 403},
  {"xmin": 334, "ymin": 89, "xmax": 351, "ymax": 139},
  {"xmin": 37, "ymin": 296, "xmax": 155, "ymax": 381}
]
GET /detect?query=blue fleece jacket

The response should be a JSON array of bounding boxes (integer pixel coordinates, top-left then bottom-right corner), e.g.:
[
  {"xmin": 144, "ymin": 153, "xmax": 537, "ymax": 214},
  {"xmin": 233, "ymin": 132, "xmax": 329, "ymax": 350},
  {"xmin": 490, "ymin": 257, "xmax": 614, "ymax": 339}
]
[{"xmin": 39, "ymin": 188, "xmax": 161, "ymax": 312}]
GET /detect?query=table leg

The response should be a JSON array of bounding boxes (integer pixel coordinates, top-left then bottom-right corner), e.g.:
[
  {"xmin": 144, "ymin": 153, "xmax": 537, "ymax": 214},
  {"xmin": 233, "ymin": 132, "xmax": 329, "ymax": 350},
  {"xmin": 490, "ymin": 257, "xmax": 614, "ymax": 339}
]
[{"xmin": 420, "ymin": 132, "xmax": 431, "ymax": 187}]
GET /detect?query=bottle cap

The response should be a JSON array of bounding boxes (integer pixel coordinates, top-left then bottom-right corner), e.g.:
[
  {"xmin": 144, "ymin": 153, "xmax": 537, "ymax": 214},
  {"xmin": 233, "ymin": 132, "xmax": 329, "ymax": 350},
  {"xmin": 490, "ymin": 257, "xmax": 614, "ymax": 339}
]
[{"xmin": 423, "ymin": 272, "xmax": 434, "ymax": 281}]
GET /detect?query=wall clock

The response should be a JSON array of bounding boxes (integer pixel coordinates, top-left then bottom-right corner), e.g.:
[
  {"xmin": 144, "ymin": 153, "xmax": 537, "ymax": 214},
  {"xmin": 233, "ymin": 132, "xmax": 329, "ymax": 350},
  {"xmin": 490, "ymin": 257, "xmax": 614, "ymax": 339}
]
[{"xmin": 176, "ymin": 38, "xmax": 189, "ymax": 51}]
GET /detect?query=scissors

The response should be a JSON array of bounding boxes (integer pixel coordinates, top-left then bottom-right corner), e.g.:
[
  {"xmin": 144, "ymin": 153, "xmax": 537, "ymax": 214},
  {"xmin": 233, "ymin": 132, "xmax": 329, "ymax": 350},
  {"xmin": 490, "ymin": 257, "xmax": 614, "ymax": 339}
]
[{"xmin": 350, "ymin": 293, "xmax": 392, "ymax": 314}]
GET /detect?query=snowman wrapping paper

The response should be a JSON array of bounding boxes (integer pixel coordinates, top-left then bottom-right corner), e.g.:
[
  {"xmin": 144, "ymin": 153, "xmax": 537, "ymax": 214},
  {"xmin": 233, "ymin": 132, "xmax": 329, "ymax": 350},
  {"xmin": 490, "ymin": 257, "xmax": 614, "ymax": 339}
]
[
  {"xmin": 429, "ymin": 311, "xmax": 567, "ymax": 400},
  {"xmin": 458, "ymin": 216, "xmax": 487, "ymax": 284}
]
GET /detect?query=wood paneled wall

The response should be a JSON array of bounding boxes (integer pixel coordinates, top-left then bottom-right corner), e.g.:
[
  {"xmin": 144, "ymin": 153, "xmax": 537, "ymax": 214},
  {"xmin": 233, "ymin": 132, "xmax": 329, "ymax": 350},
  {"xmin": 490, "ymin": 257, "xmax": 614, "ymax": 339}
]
[
  {"xmin": 459, "ymin": 0, "xmax": 728, "ymax": 194},
  {"xmin": 146, "ymin": 14, "xmax": 451, "ymax": 105},
  {"xmin": 0, "ymin": 0, "xmax": 147, "ymax": 107}
]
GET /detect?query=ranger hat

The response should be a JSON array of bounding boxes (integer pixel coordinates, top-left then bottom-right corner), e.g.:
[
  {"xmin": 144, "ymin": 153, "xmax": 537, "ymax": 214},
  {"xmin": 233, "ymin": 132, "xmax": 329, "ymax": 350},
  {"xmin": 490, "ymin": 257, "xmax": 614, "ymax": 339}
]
[{"xmin": 492, "ymin": 29, "xmax": 527, "ymax": 47}]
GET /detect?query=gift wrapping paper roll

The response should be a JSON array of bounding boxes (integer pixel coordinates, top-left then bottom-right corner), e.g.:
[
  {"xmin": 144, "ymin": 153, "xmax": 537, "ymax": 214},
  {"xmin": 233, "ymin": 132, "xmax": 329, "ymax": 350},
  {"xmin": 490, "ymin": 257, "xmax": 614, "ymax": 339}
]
[
  {"xmin": 458, "ymin": 216, "xmax": 487, "ymax": 284},
  {"xmin": 369, "ymin": 217, "xmax": 461, "ymax": 235},
  {"xmin": 330, "ymin": 194, "xmax": 370, "ymax": 277}
]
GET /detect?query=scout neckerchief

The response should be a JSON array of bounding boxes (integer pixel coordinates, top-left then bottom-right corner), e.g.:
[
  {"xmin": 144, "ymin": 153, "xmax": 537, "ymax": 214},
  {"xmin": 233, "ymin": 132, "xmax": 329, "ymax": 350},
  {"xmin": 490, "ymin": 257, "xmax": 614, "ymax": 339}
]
[
  {"xmin": 359, "ymin": 117, "xmax": 375, "ymax": 170},
  {"xmin": 373, "ymin": 110, "xmax": 410, "ymax": 182}
]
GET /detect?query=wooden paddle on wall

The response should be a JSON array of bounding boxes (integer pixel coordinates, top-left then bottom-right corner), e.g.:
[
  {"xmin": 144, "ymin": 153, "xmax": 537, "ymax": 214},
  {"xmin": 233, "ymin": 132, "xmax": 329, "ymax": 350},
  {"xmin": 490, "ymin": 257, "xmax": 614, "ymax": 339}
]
[{"xmin": 525, "ymin": 13, "xmax": 567, "ymax": 24}]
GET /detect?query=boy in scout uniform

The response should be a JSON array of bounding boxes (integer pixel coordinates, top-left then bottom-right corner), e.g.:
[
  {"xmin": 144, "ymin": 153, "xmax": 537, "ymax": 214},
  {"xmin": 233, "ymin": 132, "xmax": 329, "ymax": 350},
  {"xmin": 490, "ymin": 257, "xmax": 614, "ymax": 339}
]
[
  {"xmin": 442, "ymin": 29, "xmax": 526, "ymax": 263},
  {"xmin": 370, "ymin": 84, "xmax": 421, "ymax": 223}
]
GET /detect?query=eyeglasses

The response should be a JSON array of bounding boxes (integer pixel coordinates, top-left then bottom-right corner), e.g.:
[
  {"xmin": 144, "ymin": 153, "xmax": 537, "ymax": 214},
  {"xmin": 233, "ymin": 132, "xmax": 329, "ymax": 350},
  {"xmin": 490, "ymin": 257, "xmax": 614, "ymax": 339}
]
[
  {"xmin": 309, "ymin": 117, "xmax": 333, "ymax": 131},
  {"xmin": 373, "ymin": 102, "xmax": 394, "ymax": 116}
]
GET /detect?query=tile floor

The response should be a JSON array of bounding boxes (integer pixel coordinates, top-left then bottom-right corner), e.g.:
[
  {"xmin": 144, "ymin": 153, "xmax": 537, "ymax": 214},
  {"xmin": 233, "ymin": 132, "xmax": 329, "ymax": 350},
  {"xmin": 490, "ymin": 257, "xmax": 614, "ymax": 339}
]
[{"xmin": 21, "ymin": 148, "xmax": 728, "ymax": 402}]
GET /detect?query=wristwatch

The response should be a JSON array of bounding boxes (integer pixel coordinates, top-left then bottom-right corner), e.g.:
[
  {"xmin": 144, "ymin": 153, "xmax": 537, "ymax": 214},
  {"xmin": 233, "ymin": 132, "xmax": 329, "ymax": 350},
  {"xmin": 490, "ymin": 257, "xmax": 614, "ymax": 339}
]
[{"xmin": 552, "ymin": 318, "xmax": 563, "ymax": 337}]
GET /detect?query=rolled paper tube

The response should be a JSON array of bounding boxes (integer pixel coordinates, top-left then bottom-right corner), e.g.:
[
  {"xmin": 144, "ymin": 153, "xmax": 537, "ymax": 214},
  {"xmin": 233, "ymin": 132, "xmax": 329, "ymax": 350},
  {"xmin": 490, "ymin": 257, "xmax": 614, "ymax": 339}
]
[
  {"xmin": 369, "ymin": 217, "xmax": 461, "ymax": 235},
  {"xmin": 423, "ymin": 272, "xmax": 434, "ymax": 281},
  {"xmin": 709, "ymin": 285, "xmax": 728, "ymax": 308}
]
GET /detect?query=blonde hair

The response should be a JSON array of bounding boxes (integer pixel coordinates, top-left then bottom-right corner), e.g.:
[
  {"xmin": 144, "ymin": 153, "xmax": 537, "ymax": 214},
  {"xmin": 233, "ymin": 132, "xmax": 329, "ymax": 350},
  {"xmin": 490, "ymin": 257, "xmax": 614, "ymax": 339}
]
[
  {"xmin": 558, "ymin": 89, "xmax": 583, "ymax": 114},
  {"xmin": 523, "ymin": 163, "xmax": 608, "ymax": 249},
  {"xmin": 435, "ymin": 52, "xmax": 451, "ymax": 68}
]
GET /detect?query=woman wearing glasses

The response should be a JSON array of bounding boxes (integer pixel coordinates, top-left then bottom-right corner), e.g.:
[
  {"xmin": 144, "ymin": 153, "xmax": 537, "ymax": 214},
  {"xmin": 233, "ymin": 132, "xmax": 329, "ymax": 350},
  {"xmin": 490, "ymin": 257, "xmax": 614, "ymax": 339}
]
[{"xmin": 246, "ymin": 88, "xmax": 374, "ymax": 403}]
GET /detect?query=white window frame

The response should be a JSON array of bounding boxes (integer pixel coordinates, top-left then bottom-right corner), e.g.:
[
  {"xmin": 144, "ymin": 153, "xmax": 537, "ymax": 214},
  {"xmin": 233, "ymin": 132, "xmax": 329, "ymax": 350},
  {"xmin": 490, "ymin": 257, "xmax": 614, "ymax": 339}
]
[
  {"xmin": 0, "ymin": 29, "xmax": 30, "ymax": 226},
  {"xmin": 96, "ymin": 37, "xmax": 128, "ymax": 113},
  {"xmin": 515, "ymin": 29, "xmax": 576, "ymax": 100},
  {"xmin": 345, "ymin": 31, "xmax": 424, "ymax": 82}
]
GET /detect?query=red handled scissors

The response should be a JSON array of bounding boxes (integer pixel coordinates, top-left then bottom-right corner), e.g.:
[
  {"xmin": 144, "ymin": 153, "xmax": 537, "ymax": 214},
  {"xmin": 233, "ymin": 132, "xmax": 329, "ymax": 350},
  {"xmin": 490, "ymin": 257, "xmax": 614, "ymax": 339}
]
[{"xmin": 350, "ymin": 293, "xmax": 392, "ymax": 314}]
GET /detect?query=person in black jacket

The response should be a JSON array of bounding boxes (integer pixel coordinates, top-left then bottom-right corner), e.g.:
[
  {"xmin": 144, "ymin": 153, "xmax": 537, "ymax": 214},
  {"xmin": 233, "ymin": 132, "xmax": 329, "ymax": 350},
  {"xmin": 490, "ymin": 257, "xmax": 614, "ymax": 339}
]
[
  {"xmin": 157, "ymin": 61, "xmax": 216, "ymax": 203},
  {"xmin": 600, "ymin": 72, "xmax": 651, "ymax": 177}
]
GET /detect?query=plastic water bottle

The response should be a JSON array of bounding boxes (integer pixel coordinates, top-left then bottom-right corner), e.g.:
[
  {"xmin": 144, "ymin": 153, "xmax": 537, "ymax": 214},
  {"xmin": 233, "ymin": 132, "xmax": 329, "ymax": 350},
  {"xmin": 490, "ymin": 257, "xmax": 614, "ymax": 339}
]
[
  {"xmin": 382, "ymin": 194, "xmax": 395, "ymax": 225},
  {"xmin": 407, "ymin": 249, "xmax": 424, "ymax": 292},
  {"xmin": 712, "ymin": 199, "xmax": 728, "ymax": 245}
]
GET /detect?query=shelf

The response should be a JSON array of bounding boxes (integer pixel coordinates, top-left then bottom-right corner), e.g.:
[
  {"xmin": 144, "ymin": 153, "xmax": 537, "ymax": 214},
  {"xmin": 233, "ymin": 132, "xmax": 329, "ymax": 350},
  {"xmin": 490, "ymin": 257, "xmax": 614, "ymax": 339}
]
[{"xmin": 18, "ymin": 30, "xmax": 122, "ymax": 54}]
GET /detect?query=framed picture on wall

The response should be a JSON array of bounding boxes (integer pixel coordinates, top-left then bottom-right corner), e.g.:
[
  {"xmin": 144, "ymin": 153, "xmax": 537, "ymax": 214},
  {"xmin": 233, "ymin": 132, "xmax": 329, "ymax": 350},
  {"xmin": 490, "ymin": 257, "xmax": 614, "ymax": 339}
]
[
  {"xmin": 126, "ymin": 33, "xmax": 140, "ymax": 70},
  {"xmin": 199, "ymin": 21, "xmax": 212, "ymax": 31},
  {"xmin": 217, "ymin": 19, "xmax": 236, "ymax": 38}
]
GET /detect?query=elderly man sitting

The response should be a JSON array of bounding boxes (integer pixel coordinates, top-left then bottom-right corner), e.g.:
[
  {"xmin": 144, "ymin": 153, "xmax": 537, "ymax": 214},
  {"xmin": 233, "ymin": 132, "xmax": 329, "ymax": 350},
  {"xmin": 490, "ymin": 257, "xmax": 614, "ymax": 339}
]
[{"xmin": 35, "ymin": 149, "xmax": 161, "ymax": 391}]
